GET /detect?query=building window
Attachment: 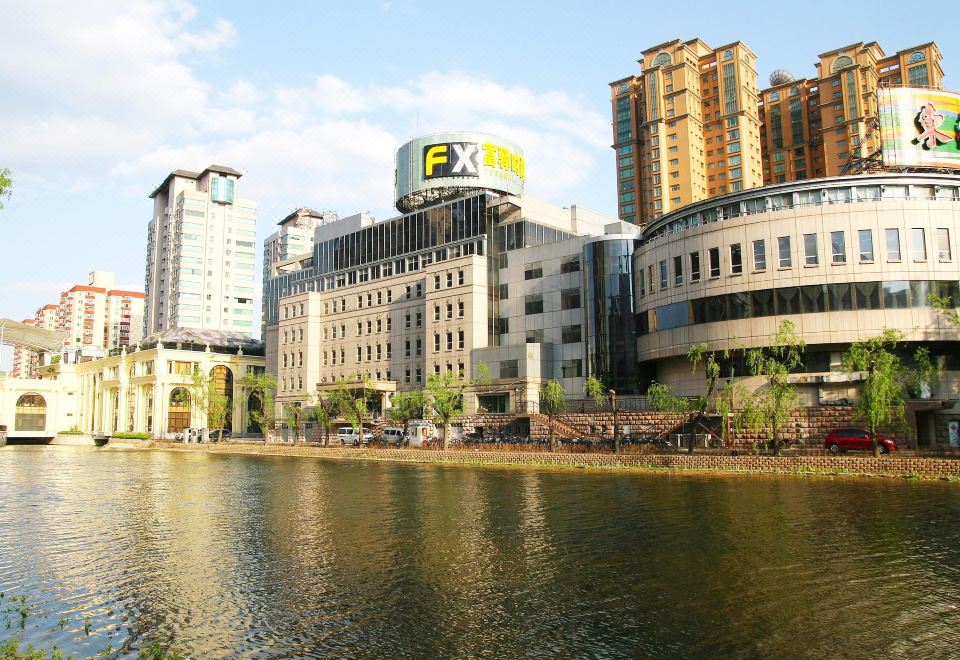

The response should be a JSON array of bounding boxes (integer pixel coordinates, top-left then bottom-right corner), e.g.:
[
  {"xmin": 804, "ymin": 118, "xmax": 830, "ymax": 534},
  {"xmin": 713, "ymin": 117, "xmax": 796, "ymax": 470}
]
[
  {"xmin": 730, "ymin": 243, "xmax": 742, "ymax": 274},
  {"xmin": 501, "ymin": 359, "xmax": 519, "ymax": 378},
  {"xmin": 525, "ymin": 294, "xmax": 544, "ymax": 315},
  {"xmin": 831, "ymin": 231, "xmax": 846, "ymax": 264},
  {"xmin": 458, "ymin": 330, "xmax": 464, "ymax": 349},
  {"xmin": 446, "ymin": 333, "xmax": 453, "ymax": 350},
  {"xmin": 458, "ymin": 270, "xmax": 464, "ymax": 285},
  {"xmin": 886, "ymin": 228, "xmax": 901, "ymax": 261},
  {"xmin": 690, "ymin": 252, "xmax": 701, "ymax": 281},
  {"xmin": 562, "ymin": 324, "xmax": 581, "ymax": 344},
  {"xmin": 524, "ymin": 262, "xmax": 543, "ymax": 280},
  {"xmin": 912, "ymin": 228, "xmax": 927, "ymax": 261},
  {"xmin": 446, "ymin": 303, "xmax": 453, "ymax": 319},
  {"xmin": 908, "ymin": 64, "xmax": 929, "ymax": 87},
  {"xmin": 778, "ymin": 236, "xmax": 792, "ymax": 268},
  {"xmin": 560, "ymin": 257, "xmax": 581, "ymax": 274},
  {"xmin": 499, "ymin": 283, "xmax": 508, "ymax": 300},
  {"xmin": 526, "ymin": 329, "xmax": 544, "ymax": 343},
  {"xmin": 561, "ymin": 288, "xmax": 581, "ymax": 310},
  {"xmin": 673, "ymin": 255, "xmax": 683, "ymax": 285},
  {"xmin": 434, "ymin": 305, "xmax": 440, "ymax": 322},
  {"xmin": 434, "ymin": 334, "xmax": 440, "ymax": 352},
  {"xmin": 659, "ymin": 260, "xmax": 668, "ymax": 288},
  {"xmin": 458, "ymin": 302, "xmax": 464, "ymax": 317},
  {"xmin": 404, "ymin": 341, "xmax": 410, "ymax": 358},
  {"xmin": 708, "ymin": 247, "xmax": 720, "ymax": 278},
  {"xmin": 753, "ymin": 240, "xmax": 766, "ymax": 271},
  {"xmin": 858, "ymin": 229, "xmax": 874, "ymax": 262},
  {"xmin": 561, "ymin": 359, "xmax": 582, "ymax": 378},
  {"xmin": 938, "ymin": 228, "xmax": 952, "ymax": 260},
  {"xmin": 803, "ymin": 233, "xmax": 819, "ymax": 266}
]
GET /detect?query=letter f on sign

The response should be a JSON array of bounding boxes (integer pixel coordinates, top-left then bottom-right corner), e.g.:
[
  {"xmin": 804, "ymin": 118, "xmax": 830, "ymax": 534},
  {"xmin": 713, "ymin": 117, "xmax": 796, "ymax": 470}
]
[{"xmin": 425, "ymin": 145, "xmax": 448, "ymax": 176}]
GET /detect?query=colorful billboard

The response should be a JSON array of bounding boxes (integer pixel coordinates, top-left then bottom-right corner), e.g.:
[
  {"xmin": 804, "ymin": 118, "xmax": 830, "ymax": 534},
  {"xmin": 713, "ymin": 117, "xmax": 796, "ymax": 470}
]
[
  {"xmin": 878, "ymin": 87, "xmax": 960, "ymax": 169},
  {"xmin": 395, "ymin": 132, "xmax": 524, "ymax": 212}
]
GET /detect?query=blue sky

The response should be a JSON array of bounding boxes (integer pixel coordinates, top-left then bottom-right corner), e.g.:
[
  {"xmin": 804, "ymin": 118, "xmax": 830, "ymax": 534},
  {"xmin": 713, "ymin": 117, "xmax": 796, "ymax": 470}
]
[{"xmin": 0, "ymin": 1, "xmax": 955, "ymax": 345}]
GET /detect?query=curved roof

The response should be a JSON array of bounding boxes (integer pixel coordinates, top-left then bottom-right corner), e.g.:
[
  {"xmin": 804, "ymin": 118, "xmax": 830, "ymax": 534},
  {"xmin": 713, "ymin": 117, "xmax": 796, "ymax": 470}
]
[{"xmin": 0, "ymin": 318, "xmax": 67, "ymax": 352}]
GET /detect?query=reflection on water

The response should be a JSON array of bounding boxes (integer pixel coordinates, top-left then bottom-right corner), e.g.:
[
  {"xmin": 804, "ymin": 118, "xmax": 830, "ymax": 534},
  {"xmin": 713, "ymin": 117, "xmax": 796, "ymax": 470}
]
[{"xmin": 1, "ymin": 446, "xmax": 959, "ymax": 657}]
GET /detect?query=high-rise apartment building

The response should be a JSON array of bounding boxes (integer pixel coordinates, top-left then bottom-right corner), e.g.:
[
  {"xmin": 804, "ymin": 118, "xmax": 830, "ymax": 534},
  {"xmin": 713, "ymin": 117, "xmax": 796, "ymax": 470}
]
[
  {"xmin": 145, "ymin": 165, "xmax": 258, "ymax": 337},
  {"xmin": 10, "ymin": 318, "xmax": 36, "ymax": 378},
  {"xmin": 610, "ymin": 38, "xmax": 764, "ymax": 226},
  {"xmin": 262, "ymin": 208, "xmax": 337, "ymax": 334},
  {"xmin": 758, "ymin": 42, "xmax": 944, "ymax": 184}
]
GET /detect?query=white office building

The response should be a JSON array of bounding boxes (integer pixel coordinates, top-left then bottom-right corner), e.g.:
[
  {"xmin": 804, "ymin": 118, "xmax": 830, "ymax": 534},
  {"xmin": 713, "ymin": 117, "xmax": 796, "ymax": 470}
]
[{"xmin": 145, "ymin": 166, "xmax": 258, "ymax": 337}]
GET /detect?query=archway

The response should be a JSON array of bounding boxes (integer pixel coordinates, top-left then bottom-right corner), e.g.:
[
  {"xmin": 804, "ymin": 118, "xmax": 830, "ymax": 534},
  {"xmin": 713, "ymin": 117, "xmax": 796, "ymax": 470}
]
[
  {"xmin": 15, "ymin": 393, "xmax": 47, "ymax": 432},
  {"xmin": 209, "ymin": 365, "xmax": 234, "ymax": 431},
  {"xmin": 246, "ymin": 391, "xmax": 262, "ymax": 434},
  {"xmin": 168, "ymin": 387, "xmax": 191, "ymax": 434}
]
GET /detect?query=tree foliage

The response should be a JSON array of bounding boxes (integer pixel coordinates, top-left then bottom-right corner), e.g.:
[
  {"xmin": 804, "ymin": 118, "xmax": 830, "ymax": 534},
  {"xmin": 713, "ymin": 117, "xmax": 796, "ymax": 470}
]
[
  {"xmin": 388, "ymin": 389, "xmax": 427, "ymax": 439},
  {"xmin": 742, "ymin": 320, "xmax": 805, "ymax": 455},
  {"xmin": 930, "ymin": 293, "xmax": 960, "ymax": 328},
  {"xmin": 843, "ymin": 328, "xmax": 905, "ymax": 457},
  {"xmin": 647, "ymin": 381, "xmax": 689, "ymax": 414},
  {"xmin": 307, "ymin": 391, "xmax": 342, "ymax": 446},
  {"xmin": 334, "ymin": 373, "xmax": 372, "ymax": 434},
  {"xmin": 188, "ymin": 367, "xmax": 230, "ymax": 441},
  {"xmin": 906, "ymin": 346, "xmax": 940, "ymax": 399},
  {"xmin": 285, "ymin": 401, "xmax": 304, "ymax": 444},
  {"xmin": 540, "ymin": 380, "xmax": 566, "ymax": 452},
  {"xmin": 240, "ymin": 371, "xmax": 276, "ymax": 436},
  {"xmin": 583, "ymin": 374, "xmax": 622, "ymax": 453},
  {"xmin": 425, "ymin": 369, "xmax": 469, "ymax": 449},
  {"xmin": 0, "ymin": 168, "xmax": 11, "ymax": 210}
]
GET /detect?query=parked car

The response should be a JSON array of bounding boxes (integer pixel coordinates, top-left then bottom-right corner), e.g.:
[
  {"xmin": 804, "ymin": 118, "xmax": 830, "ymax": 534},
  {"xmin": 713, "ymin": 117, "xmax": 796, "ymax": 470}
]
[
  {"xmin": 337, "ymin": 426, "xmax": 373, "ymax": 446},
  {"xmin": 381, "ymin": 427, "xmax": 406, "ymax": 446},
  {"xmin": 824, "ymin": 428, "xmax": 898, "ymax": 454}
]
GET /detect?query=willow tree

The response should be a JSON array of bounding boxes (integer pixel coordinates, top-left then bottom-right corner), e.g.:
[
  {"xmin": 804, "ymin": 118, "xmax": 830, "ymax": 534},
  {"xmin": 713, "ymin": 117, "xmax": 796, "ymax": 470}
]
[
  {"xmin": 540, "ymin": 380, "xmax": 566, "ymax": 452},
  {"xmin": 188, "ymin": 367, "xmax": 230, "ymax": 441},
  {"xmin": 388, "ymin": 389, "xmax": 426, "ymax": 441},
  {"xmin": 240, "ymin": 372, "xmax": 276, "ymax": 436},
  {"xmin": 743, "ymin": 320, "xmax": 805, "ymax": 456},
  {"xmin": 685, "ymin": 343, "xmax": 723, "ymax": 454},
  {"xmin": 843, "ymin": 329, "xmax": 905, "ymax": 457},
  {"xmin": 307, "ymin": 390, "xmax": 342, "ymax": 446},
  {"xmin": 585, "ymin": 375, "xmax": 622, "ymax": 454},
  {"xmin": 285, "ymin": 401, "xmax": 304, "ymax": 444},
  {"xmin": 334, "ymin": 373, "xmax": 372, "ymax": 436},
  {"xmin": 426, "ymin": 370, "xmax": 467, "ymax": 449},
  {"xmin": 0, "ymin": 168, "xmax": 11, "ymax": 209}
]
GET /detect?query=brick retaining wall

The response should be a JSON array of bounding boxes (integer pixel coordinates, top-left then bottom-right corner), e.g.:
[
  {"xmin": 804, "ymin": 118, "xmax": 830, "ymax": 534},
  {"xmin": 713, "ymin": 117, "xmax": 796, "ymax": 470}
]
[{"xmin": 148, "ymin": 442, "xmax": 960, "ymax": 480}]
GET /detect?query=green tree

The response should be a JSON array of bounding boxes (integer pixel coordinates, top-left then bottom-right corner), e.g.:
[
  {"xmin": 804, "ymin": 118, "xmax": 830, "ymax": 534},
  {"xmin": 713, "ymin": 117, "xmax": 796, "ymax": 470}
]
[
  {"xmin": 240, "ymin": 372, "xmax": 277, "ymax": 437},
  {"xmin": 906, "ymin": 346, "xmax": 940, "ymax": 399},
  {"xmin": 743, "ymin": 320, "xmax": 805, "ymax": 456},
  {"xmin": 425, "ymin": 370, "xmax": 468, "ymax": 449},
  {"xmin": 584, "ymin": 375, "xmax": 621, "ymax": 454},
  {"xmin": 843, "ymin": 329, "xmax": 905, "ymax": 457},
  {"xmin": 334, "ymin": 373, "xmax": 372, "ymax": 437},
  {"xmin": 685, "ymin": 343, "xmax": 722, "ymax": 454},
  {"xmin": 540, "ymin": 380, "xmax": 567, "ymax": 452},
  {"xmin": 188, "ymin": 367, "xmax": 230, "ymax": 441},
  {"xmin": 285, "ymin": 401, "xmax": 304, "ymax": 444},
  {"xmin": 647, "ymin": 381, "xmax": 689, "ymax": 414},
  {"xmin": 307, "ymin": 391, "xmax": 342, "ymax": 446},
  {"xmin": 0, "ymin": 168, "xmax": 12, "ymax": 210},
  {"xmin": 388, "ymin": 389, "xmax": 426, "ymax": 444},
  {"xmin": 930, "ymin": 293, "xmax": 960, "ymax": 327}
]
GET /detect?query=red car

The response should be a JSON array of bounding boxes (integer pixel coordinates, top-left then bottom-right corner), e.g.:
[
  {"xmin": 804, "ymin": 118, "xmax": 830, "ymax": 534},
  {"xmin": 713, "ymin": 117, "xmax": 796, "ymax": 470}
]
[{"xmin": 824, "ymin": 428, "xmax": 898, "ymax": 454}]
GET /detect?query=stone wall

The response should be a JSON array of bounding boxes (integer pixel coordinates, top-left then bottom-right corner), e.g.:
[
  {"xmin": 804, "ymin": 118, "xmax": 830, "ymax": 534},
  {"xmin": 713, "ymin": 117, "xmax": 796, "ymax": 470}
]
[{"xmin": 149, "ymin": 442, "xmax": 960, "ymax": 480}]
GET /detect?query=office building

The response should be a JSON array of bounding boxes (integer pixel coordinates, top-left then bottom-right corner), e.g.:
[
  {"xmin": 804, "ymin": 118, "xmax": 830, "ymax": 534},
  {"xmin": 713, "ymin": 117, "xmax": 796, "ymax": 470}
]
[
  {"xmin": 759, "ymin": 42, "xmax": 944, "ymax": 183},
  {"xmin": 262, "ymin": 207, "xmax": 338, "ymax": 334},
  {"xmin": 145, "ymin": 165, "xmax": 258, "ymax": 337},
  {"xmin": 264, "ymin": 132, "xmax": 641, "ymax": 416},
  {"xmin": 610, "ymin": 38, "xmax": 764, "ymax": 226}
]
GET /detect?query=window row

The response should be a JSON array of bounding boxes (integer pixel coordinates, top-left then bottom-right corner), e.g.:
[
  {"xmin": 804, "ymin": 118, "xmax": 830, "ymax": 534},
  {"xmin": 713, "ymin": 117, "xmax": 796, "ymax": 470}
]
[
  {"xmin": 641, "ymin": 279, "xmax": 960, "ymax": 334},
  {"xmin": 641, "ymin": 227, "xmax": 953, "ymax": 295}
]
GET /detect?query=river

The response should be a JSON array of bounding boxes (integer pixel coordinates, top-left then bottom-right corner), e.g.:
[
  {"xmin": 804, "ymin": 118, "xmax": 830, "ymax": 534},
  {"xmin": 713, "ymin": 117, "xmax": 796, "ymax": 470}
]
[{"xmin": 0, "ymin": 446, "xmax": 958, "ymax": 657}]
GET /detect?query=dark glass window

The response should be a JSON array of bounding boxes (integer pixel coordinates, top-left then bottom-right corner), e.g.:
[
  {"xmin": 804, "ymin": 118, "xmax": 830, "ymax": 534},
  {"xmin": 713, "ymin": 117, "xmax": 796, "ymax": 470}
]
[
  {"xmin": 561, "ymin": 288, "xmax": 581, "ymax": 310},
  {"xmin": 800, "ymin": 285, "xmax": 827, "ymax": 313},
  {"xmin": 705, "ymin": 295, "xmax": 727, "ymax": 322},
  {"xmin": 776, "ymin": 287, "xmax": 801, "ymax": 314},
  {"xmin": 883, "ymin": 281, "xmax": 910, "ymax": 308},
  {"xmin": 561, "ymin": 324, "xmax": 582, "ymax": 343},
  {"xmin": 728, "ymin": 292, "xmax": 750, "ymax": 319},
  {"xmin": 708, "ymin": 248, "xmax": 721, "ymax": 277},
  {"xmin": 829, "ymin": 283, "xmax": 853, "ymax": 311},
  {"xmin": 855, "ymin": 281, "xmax": 880, "ymax": 309},
  {"xmin": 525, "ymin": 294, "xmax": 544, "ymax": 315},
  {"xmin": 751, "ymin": 289, "xmax": 775, "ymax": 316}
]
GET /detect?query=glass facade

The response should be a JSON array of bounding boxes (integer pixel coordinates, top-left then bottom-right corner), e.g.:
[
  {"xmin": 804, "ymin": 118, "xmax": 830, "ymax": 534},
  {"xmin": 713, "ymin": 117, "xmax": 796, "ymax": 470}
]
[{"xmin": 583, "ymin": 238, "xmax": 641, "ymax": 394}]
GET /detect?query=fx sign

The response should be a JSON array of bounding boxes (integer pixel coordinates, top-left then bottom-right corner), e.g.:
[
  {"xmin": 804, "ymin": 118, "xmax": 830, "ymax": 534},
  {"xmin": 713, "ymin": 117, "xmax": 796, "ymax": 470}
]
[{"xmin": 423, "ymin": 143, "xmax": 481, "ymax": 179}]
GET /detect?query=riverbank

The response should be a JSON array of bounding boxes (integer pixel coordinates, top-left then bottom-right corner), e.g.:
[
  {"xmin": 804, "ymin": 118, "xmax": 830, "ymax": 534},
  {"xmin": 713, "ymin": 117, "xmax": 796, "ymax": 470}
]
[{"xmin": 142, "ymin": 441, "xmax": 960, "ymax": 481}]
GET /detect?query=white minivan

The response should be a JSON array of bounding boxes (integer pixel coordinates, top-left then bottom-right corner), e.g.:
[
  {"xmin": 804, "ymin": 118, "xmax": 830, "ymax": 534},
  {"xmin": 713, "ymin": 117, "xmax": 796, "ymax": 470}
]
[
  {"xmin": 381, "ymin": 427, "xmax": 406, "ymax": 446},
  {"xmin": 337, "ymin": 426, "xmax": 372, "ymax": 446}
]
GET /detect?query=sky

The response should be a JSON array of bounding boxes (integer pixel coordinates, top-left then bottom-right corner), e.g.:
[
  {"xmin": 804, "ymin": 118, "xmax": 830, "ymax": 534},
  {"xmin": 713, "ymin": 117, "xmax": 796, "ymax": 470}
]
[{"xmin": 0, "ymin": 0, "xmax": 956, "ymax": 348}]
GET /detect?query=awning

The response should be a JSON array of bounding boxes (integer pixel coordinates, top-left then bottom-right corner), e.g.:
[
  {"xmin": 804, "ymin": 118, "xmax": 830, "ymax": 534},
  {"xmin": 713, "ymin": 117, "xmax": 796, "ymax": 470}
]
[{"xmin": 0, "ymin": 318, "xmax": 67, "ymax": 353}]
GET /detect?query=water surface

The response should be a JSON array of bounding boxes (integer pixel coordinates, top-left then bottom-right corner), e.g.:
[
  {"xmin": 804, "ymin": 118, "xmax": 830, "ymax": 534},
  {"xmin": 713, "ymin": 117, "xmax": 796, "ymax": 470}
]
[{"xmin": 1, "ymin": 446, "xmax": 958, "ymax": 657}]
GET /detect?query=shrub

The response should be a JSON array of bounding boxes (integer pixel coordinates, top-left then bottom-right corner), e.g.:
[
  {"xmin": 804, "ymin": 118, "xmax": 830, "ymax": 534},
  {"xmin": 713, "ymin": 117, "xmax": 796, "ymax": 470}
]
[{"xmin": 111, "ymin": 432, "xmax": 152, "ymax": 440}]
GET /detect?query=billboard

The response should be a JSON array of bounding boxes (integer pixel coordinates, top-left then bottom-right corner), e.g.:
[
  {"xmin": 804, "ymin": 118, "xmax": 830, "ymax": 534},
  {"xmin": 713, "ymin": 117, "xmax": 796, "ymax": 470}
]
[
  {"xmin": 395, "ymin": 132, "xmax": 525, "ymax": 212},
  {"xmin": 878, "ymin": 87, "xmax": 960, "ymax": 169}
]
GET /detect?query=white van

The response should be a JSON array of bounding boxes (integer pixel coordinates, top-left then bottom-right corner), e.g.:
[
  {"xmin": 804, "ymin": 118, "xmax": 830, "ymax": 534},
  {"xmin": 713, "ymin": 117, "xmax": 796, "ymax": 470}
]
[
  {"xmin": 337, "ymin": 426, "xmax": 372, "ymax": 446},
  {"xmin": 405, "ymin": 421, "xmax": 435, "ymax": 448},
  {"xmin": 381, "ymin": 427, "xmax": 406, "ymax": 446}
]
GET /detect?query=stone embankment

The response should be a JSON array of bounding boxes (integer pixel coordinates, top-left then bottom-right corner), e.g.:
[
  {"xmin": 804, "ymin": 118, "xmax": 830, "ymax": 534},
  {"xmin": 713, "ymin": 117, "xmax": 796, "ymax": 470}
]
[{"xmin": 147, "ymin": 442, "xmax": 960, "ymax": 481}]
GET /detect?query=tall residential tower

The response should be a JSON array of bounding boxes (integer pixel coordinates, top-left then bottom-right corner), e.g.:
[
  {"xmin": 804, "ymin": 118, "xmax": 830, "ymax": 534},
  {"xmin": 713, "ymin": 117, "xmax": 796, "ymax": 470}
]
[{"xmin": 144, "ymin": 166, "xmax": 258, "ymax": 337}]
